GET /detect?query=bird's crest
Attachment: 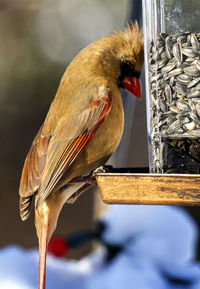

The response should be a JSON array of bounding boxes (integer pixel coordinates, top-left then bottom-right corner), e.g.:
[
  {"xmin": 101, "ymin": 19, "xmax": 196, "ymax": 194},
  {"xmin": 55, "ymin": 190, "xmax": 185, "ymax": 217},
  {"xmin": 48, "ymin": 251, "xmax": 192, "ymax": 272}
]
[{"xmin": 111, "ymin": 21, "xmax": 144, "ymax": 67}]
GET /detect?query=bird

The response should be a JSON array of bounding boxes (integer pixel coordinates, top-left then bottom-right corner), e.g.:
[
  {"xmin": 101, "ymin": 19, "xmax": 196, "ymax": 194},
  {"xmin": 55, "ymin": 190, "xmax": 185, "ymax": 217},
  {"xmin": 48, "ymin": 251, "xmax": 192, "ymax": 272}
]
[{"xmin": 19, "ymin": 22, "xmax": 144, "ymax": 289}]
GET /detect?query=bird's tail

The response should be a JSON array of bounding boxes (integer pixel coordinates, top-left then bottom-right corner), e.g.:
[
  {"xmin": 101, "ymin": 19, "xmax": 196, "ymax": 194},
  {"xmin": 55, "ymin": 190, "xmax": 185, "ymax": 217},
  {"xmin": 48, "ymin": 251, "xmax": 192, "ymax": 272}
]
[
  {"xmin": 38, "ymin": 205, "xmax": 50, "ymax": 289},
  {"xmin": 19, "ymin": 195, "xmax": 33, "ymax": 221}
]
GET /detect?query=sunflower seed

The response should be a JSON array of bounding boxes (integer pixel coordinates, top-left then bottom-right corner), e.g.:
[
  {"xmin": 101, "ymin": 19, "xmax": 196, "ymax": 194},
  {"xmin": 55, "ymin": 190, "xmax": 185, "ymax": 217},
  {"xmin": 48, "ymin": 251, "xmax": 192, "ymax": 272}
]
[
  {"xmin": 176, "ymin": 111, "xmax": 188, "ymax": 119},
  {"xmin": 165, "ymin": 84, "xmax": 172, "ymax": 103},
  {"xmin": 157, "ymin": 39, "xmax": 164, "ymax": 48},
  {"xmin": 161, "ymin": 62, "xmax": 176, "ymax": 74},
  {"xmin": 184, "ymin": 122, "xmax": 196, "ymax": 131},
  {"xmin": 157, "ymin": 79, "xmax": 165, "ymax": 89},
  {"xmin": 163, "ymin": 73, "xmax": 170, "ymax": 81},
  {"xmin": 182, "ymin": 117, "xmax": 190, "ymax": 124},
  {"xmin": 159, "ymin": 33, "xmax": 168, "ymax": 41},
  {"xmin": 184, "ymin": 65, "xmax": 200, "ymax": 77},
  {"xmin": 190, "ymin": 111, "xmax": 200, "ymax": 122},
  {"xmin": 176, "ymin": 100, "xmax": 190, "ymax": 111},
  {"xmin": 168, "ymin": 68, "xmax": 183, "ymax": 77},
  {"xmin": 177, "ymin": 35, "xmax": 187, "ymax": 43},
  {"xmin": 165, "ymin": 36, "xmax": 173, "ymax": 59},
  {"xmin": 151, "ymin": 73, "xmax": 162, "ymax": 82},
  {"xmin": 194, "ymin": 60, "xmax": 200, "ymax": 70},
  {"xmin": 187, "ymin": 34, "xmax": 191, "ymax": 44},
  {"xmin": 182, "ymin": 48, "xmax": 198, "ymax": 58},
  {"xmin": 191, "ymin": 98, "xmax": 200, "ymax": 103},
  {"xmin": 177, "ymin": 73, "xmax": 192, "ymax": 84},
  {"xmin": 171, "ymin": 100, "xmax": 177, "ymax": 106},
  {"xmin": 173, "ymin": 42, "xmax": 182, "ymax": 64},
  {"xmin": 187, "ymin": 77, "xmax": 200, "ymax": 88},
  {"xmin": 169, "ymin": 76, "xmax": 175, "ymax": 86},
  {"xmin": 185, "ymin": 57, "xmax": 196, "ymax": 63},
  {"xmin": 158, "ymin": 59, "xmax": 168, "ymax": 69},
  {"xmin": 174, "ymin": 83, "xmax": 187, "ymax": 96},
  {"xmin": 191, "ymin": 33, "xmax": 200, "ymax": 50},
  {"xmin": 158, "ymin": 47, "xmax": 164, "ymax": 54},
  {"xmin": 188, "ymin": 99, "xmax": 196, "ymax": 110},
  {"xmin": 182, "ymin": 42, "xmax": 189, "ymax": 48},
  {"xmin": 176, "ymin": 128, "xmax": 185, "ymax": 134},
  {"xmin": 159, "ymin": 98, "xmax": 167, "ymax": 112},
  {"xmin": 192, "ymin": 84, "xmax": 200, "ymax": 91},
  {"xmin": 167, "ymin": 119, "xmax": 182, "ymax": 134},
  {"xmin": 196, "ymin": 103, "xmax": 200, "ymax": 117},
  {"xmin": 170, "ymin": 106, "xmax": 179, "ymax": 113},
  {"xmin": 163, "ymin": 111, "xmax": 175, "ymax": 116},
  {"xmin": 188, "ymin": 129, "xmax": 200, "ymax": 135},
  {"xmin": 151, "ymin": 51, "xmax": 159, "ymax": 61},
  {"xmin": 168, "ymin": 57, "xmax": 177, "ymax": 65},
  {"xmin": 188, "ymin": 90, "xmax": 200, "ymax": 98},
  {"xmin": 178, "ymin": 62, "xmax": 189, "ymax": 69},
  {"xmin": 161, "ymin": 51, "xmax": 168, "ymax": 60}
]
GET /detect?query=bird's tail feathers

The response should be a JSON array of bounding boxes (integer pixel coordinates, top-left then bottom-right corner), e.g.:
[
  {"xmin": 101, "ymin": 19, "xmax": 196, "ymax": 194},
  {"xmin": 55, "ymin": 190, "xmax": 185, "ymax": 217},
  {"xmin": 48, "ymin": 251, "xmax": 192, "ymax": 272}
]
[{"xmin": 19, "ymin": 195, "xmax": 34, "ymax": 221}]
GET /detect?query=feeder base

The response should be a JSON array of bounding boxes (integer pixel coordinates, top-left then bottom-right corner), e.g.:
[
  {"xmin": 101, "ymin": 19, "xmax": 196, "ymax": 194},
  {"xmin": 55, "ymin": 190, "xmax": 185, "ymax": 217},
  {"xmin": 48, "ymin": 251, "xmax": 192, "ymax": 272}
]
[{"xmin": 94, "ymin": 168, "xmax": 200, "ymax": 206}]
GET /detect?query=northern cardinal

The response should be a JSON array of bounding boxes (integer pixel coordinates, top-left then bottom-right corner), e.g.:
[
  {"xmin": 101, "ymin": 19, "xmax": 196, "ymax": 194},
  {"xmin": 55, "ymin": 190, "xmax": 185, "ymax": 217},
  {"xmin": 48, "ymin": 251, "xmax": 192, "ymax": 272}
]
[{"xmin": 19, "ymin": 22, "xmax": 143, "ymax": 289}]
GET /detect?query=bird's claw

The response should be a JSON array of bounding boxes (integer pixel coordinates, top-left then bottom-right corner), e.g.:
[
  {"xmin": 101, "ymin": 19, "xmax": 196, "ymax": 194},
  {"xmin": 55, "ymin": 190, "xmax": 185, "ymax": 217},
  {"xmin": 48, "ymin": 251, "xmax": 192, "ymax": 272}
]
[
  {"xmin": 92, "ymin": 165, "xmax": 113, "ymax": 176},
  {"xmin": 70, "ymin": 172, "xmax": 96, "ymax": 185}
]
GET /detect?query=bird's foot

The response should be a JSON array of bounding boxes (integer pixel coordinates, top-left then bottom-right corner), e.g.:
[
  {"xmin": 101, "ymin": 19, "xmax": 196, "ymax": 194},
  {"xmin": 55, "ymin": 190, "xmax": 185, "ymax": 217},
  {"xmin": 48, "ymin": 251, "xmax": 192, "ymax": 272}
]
[
  {"xmin": 69, "ymin": 165, "xmax": 113, "ymax": 185},
  {"xmin": 70, "ymin": 171, "xmax": 96, "ymax": 185},
  {"xmin": 92, "ymin": 165, "xmax": 113, "ymax": 176},
  {"xmin": 67, "ymin": 183, "xmax": 93, "ymax": 204}
]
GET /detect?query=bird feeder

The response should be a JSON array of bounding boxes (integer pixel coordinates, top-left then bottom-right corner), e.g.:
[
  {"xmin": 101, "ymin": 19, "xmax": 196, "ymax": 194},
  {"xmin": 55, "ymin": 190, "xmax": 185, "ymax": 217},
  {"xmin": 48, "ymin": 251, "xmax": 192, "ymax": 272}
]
[
  {"xmin": 95, "ymin": 0, "xmax": 200, "ymax": 206},
  {"xmin": 143, "ymin": 0, "xmax": 200, "ymax": 174}
]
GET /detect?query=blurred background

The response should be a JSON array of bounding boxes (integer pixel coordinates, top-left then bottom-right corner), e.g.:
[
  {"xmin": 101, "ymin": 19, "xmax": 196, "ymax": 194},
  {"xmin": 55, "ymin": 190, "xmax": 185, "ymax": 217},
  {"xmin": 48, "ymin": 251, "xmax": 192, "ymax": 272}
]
[{"xmin": 0, "ymin": 0, "xmax": 200, "ymax": 264}]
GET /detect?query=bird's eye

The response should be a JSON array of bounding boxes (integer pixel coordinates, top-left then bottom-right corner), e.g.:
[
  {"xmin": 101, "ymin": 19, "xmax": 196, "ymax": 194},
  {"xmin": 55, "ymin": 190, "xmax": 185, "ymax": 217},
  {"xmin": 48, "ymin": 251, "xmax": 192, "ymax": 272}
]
[
  {"xmin": 125, "ymin": 60, "xmax": 132, "ymax": 67},
  {"xmin": 121, "ymin": 56, "xmax": 132, "ymax": 67},
  {"xmin": 120, "ymin": 59, "xmax": 134, "ymax": 76}
]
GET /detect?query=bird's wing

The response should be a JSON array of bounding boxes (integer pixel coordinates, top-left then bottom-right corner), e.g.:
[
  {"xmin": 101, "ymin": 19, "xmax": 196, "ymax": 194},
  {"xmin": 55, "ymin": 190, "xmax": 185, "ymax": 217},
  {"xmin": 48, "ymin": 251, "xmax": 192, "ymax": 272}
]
[
  {"xmin": 19, "ymin": 126, "xmax": 50, "ymax": 198},
  {"xmin": 19, "ymin": 85, "xmax": 112, "ymax": 216},
  {"xmin": 19, "ymin": 125, "xmax": 51, "ymax": 220}
]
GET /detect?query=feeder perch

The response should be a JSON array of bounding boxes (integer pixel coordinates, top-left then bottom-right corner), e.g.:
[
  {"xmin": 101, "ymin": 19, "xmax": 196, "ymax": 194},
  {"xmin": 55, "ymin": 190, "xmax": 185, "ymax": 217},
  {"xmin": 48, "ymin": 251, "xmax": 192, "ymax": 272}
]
[
  {"xmin": 95, "ymin": 1, "xmax": 200, "ymax": 206},
  {"xmin": 94, "ymin": 168, "xmax": 200, "ymax": 206}
]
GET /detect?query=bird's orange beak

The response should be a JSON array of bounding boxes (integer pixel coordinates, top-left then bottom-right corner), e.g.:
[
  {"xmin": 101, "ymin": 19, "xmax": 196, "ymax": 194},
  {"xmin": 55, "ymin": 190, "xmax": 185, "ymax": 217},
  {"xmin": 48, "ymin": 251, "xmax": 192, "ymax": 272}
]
[{"xmin": 121, "ymin": 76, "xmax": 141, "ymax": 98}]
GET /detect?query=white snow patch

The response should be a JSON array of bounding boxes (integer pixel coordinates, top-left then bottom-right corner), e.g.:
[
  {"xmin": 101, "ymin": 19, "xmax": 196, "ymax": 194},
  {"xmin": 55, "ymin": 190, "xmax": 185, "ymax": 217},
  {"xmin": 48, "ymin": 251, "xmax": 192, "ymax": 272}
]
[{"xmin": 0, "ymin": 206, "xmax": 200, "ymax": 289}]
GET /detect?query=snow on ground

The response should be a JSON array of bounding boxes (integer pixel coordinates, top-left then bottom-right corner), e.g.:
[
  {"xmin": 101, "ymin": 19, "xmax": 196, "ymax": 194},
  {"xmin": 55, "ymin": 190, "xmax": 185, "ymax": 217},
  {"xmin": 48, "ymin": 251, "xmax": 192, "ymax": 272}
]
[{"xmin": 0, "ymin": 205, "xmax": 200, "ymax": 289}]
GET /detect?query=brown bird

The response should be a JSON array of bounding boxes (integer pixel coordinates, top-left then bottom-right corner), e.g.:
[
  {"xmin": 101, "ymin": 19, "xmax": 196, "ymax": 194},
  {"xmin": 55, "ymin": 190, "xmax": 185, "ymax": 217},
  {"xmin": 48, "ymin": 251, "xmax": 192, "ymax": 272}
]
[{"xmin": 19, "ymin": 23, "xmax": 143, "ymax": 289}]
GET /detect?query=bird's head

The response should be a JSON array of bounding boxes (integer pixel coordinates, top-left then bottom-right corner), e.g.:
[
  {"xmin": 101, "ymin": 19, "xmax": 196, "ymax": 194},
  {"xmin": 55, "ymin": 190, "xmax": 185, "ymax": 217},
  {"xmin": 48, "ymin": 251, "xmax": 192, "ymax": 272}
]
[
  {"xmin": 113, "ymin": 22, "xmax": 144, "ymax": 98},
  {"xmin": 92, "ymin": 22, "xmax": 143, "ymax": 98},
  {"xmin": 68, "ymin": 22, "xmax": 143, "ymax": 99}
]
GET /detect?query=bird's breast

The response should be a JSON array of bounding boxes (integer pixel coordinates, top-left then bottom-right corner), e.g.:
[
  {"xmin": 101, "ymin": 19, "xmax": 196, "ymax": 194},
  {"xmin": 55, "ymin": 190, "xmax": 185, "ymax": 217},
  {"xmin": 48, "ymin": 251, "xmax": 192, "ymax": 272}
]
[{"xmin": 89, "ymin": 89, "xmax": 124, "ymax": 160}]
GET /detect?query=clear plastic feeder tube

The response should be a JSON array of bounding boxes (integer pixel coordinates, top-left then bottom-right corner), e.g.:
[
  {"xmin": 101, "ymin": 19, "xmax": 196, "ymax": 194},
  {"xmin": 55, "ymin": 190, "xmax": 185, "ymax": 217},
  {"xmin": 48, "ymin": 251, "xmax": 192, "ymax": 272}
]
[{"xmin": 142, "ymin": 0, "xmax": 200, "ymax": 173}]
